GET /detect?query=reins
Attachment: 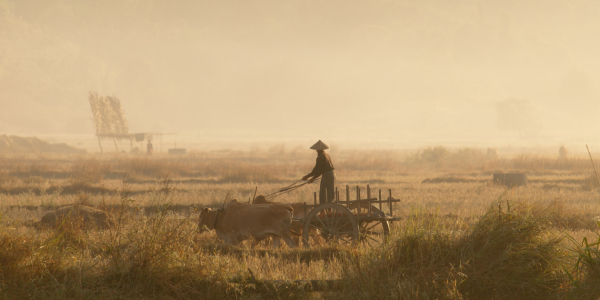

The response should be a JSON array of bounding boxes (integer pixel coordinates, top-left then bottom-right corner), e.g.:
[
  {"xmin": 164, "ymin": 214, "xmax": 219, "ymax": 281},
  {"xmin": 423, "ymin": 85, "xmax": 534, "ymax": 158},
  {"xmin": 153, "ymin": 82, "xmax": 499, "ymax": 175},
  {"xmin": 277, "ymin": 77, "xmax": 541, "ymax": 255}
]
[{"xmin": 264, "ymin": 177, "xmax": 321, "ymax": 200}]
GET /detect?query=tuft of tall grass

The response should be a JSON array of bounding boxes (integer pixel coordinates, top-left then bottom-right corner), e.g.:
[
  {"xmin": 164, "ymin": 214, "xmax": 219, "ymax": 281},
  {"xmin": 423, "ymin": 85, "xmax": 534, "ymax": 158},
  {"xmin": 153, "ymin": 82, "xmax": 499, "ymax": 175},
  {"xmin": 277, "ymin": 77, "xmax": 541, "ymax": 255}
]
[
  {"xmin": 335, "ymin": 201, "xmax": 568, "ymax": 300},
  {"xmin": 0, "ymin": 180, "xmax": 244, "ymax": 299},
  {"xmin": 457, "ymin": 201, "xmax": 565, "ymax": 299},
  {"xmin": 0, "ymin": 231, "xmax": 33, "ymax": 288},
  {"xmin": 565, "ymin": 221, "xmax": 600, "ymax": 298},
  {"xmin": 101, "ymin": 180, "xmax": 192, "ymax": 273}
]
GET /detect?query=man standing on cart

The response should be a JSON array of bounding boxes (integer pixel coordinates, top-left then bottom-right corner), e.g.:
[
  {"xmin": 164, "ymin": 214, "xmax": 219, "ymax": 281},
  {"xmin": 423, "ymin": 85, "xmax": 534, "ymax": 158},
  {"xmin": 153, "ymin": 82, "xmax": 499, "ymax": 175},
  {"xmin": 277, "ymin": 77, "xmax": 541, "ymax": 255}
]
[{"xmin": 302, "ymin": 140, "xmax": 336, "ymax": 204}]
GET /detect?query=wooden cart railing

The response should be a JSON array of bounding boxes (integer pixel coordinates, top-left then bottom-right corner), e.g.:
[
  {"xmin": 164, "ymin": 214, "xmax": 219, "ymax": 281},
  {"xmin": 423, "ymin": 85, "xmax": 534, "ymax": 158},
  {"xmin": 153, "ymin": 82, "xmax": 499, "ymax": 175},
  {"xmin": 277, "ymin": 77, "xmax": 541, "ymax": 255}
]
[{"xmin": 297, "ymin": 185, "xmax": 402, "ymax": 247}]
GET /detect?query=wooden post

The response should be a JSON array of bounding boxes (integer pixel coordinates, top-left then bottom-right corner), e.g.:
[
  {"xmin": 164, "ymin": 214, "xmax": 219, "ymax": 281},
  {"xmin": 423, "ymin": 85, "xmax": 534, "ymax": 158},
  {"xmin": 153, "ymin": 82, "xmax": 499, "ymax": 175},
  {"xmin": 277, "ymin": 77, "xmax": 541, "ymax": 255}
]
[
  {"xmin": 367, "ymin": 185, "xmax": 371, "ymax": 215},
  {"xmin": 356, "ymin": 185, "xmax": 360, "ymax": 232},
  {"xmin": 113, "ymin": 137, "xmax": 119, "ymax": 152},
  {"xmin": 378, "ymin": 189, "xmax": 382, "ymax": 212},
  {"xmin": 304, "ymin": 202, "xmax": 307, "ymax": 222},
  {"xmin": 388, "ymin": 189, "xmax": 393, "ymax": 217},
  {"xmin": 355, "ymin": 185, "xmax": 360, "ymax": 214},
  {"xmin": 346, "ymin": 185, "xmax": 350, "ymax": 208},
  {"xmin": 335, "ymin": 187, "xmax": 338, "ymax": 202},
  {"xmin": 314, "ymin": 192, "xmax": 317, "ymax": 206}
]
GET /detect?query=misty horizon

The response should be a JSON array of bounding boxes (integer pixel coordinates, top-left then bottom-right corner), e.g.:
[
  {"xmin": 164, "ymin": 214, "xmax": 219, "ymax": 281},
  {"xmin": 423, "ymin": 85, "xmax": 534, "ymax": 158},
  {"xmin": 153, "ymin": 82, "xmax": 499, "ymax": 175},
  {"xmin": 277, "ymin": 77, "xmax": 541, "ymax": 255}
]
[{"xmin": 1, "ymin": 0, "xmax": 599, "ymax": 147}]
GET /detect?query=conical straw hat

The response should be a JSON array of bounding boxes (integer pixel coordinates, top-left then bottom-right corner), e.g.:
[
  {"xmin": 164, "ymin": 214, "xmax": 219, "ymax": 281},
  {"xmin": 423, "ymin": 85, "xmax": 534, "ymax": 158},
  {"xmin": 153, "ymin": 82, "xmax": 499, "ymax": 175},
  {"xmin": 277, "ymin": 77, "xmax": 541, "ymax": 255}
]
[{"xmin": 310, "ymin": 140, "xmax": 329, "ymax": 150}]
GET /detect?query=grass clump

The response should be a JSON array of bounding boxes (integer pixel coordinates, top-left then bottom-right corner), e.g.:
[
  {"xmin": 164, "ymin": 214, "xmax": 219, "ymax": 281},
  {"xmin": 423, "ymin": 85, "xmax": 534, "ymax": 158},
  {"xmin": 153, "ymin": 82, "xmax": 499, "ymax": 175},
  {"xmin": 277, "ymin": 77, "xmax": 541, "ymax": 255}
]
[
  {"xmin": 335, "ymin": 201, "xmax": 568, "ymax": 300},
  {"xmin": 0, "ymin": 231, "xmax": 33, "ymax": 289},
  {"xmin": 0, "ymin": 182, "xmax": 242, "ymax": 299},
  {"xmin": 565, "ymin": 221, "xmax": 600, "ymax": 298},
  {"xmin": 457, "ymin": 202, "xmax": 565, "ymax": 299}
]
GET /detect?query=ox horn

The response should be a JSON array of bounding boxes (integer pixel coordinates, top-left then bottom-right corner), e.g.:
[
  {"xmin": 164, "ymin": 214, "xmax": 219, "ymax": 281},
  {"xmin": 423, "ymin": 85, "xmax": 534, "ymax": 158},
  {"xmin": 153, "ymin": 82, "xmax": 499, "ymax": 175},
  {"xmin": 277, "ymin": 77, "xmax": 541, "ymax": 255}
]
[
  {"xmin": 223, "ymin": 193, "xmax": 229, "ymax": 207},
  {"xmin": 252, "ymin": 186, "xmax": 258, "ymax": 202}
]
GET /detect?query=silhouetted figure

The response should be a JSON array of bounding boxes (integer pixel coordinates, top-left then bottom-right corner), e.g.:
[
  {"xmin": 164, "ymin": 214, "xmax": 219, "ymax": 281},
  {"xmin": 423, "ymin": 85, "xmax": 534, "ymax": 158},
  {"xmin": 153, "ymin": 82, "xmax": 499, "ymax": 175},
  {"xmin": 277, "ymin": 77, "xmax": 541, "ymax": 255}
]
[
  {"xmin": 302, "ymin": 140, "xmax": 336, "ymax": 204},
  {"xmin": 147, "ymin": 140, "xmax": 153, "ymax": 155}
]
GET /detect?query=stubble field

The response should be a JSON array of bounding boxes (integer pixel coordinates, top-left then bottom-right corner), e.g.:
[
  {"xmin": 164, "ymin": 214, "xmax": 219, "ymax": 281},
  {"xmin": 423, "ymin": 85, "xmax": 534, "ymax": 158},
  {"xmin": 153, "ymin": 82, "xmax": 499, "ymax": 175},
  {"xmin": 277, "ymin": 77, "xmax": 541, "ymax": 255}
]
[{"xmin": 1, "ymin": 147, "xmax": 600, "ymax": 299}]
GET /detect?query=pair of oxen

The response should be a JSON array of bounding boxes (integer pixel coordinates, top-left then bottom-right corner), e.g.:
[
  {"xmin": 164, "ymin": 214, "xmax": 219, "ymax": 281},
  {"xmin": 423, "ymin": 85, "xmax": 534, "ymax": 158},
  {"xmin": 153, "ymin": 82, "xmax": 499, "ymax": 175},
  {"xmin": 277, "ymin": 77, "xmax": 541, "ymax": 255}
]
[{"xmin": 198, "ymin": 195, "xmax": 308, "ymax": 248}]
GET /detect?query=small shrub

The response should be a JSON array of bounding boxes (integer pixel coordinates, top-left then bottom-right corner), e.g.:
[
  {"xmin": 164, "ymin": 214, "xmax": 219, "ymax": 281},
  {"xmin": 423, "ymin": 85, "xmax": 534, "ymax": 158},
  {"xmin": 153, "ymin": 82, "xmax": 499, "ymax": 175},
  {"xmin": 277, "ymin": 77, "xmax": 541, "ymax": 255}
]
[
  {"xmin": 559, "ymin": 146, "xmax": 568, "ymax": 159},
  {"xmin": 420, "ymin": 146, "xmax": 448, "ymax": 162},
  {"xmin": 452, "ymin": 148, "xmax": 484, "ymax": 162}
]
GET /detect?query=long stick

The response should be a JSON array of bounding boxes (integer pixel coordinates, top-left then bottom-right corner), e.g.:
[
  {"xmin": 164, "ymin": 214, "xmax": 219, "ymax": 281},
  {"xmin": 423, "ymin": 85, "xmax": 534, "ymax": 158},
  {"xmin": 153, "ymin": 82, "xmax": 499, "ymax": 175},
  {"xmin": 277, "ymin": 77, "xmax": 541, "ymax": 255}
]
[
  {"xmin": 586, "ymin": 145, "xmax": 600, "ymax": 189},
  {"xmin": 263, "ymin": 179, "xmax": 317, "ymax": 200}
]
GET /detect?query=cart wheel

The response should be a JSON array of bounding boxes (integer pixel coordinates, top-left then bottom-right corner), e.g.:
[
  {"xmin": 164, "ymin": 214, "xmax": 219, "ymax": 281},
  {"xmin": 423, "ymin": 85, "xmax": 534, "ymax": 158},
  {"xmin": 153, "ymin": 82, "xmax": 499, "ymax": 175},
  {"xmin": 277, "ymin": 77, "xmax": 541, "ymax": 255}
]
[
  {"xmin": 302, "ymin": 203, "xmax": 359, "ymax": 247},
  {"xmin": 349, "ymin": 203, "xmax": 391, "ymax": 247}
]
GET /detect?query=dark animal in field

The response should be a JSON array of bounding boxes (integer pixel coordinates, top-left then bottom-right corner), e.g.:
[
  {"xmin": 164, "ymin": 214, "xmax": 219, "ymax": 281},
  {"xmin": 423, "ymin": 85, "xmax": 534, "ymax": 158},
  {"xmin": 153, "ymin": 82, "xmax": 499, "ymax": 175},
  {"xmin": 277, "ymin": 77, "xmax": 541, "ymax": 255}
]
[
  {"xmin": 35, "ymin": 205, "xmax": 114, "ymax": 230},
  {"xmin": 493, "ymin": 173, "xmax": 527, "ymax": 187}
]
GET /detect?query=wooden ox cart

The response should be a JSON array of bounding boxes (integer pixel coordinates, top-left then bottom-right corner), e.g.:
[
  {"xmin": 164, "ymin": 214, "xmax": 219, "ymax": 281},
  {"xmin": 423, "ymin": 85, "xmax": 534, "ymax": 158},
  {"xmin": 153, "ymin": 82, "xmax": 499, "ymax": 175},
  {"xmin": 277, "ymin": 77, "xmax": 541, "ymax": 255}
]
[{"xmin": 295, "ymin": 185, "xmax": 401, "ymax": 247}]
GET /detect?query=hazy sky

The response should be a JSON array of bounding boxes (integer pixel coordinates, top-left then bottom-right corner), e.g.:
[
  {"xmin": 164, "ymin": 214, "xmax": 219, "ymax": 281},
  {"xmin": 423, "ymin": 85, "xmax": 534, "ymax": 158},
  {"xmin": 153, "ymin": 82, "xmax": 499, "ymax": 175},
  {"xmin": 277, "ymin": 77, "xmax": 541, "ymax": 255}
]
[{"xmin": 1, "ymin": 0, "xmax": 599, "ymax": 147}]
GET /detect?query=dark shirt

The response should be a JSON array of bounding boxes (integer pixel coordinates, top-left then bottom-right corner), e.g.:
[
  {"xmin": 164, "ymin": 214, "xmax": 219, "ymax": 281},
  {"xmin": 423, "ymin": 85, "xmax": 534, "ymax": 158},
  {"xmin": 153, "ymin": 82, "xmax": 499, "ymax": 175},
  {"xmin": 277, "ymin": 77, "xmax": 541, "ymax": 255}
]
[{"xmin": 306, "ymin": 152, "xmax": 335, "ymax": 178}]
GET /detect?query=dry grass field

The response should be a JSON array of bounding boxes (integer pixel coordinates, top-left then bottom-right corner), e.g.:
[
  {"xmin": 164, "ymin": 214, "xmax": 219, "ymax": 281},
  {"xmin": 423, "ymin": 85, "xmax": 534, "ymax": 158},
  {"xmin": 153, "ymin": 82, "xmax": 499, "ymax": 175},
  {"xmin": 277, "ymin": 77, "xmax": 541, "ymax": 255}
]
[{"xmin": 1, "ymin": 147, "xmax": 600, "ymax": 299}]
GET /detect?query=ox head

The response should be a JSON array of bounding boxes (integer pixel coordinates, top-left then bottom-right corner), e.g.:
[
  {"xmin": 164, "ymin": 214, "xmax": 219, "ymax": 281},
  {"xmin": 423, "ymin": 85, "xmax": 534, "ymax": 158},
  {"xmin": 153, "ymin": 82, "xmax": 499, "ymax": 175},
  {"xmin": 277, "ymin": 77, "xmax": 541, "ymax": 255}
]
[
  {"xmin": 198, "ymin": 207, "xmax": 219, "ymax": 233},
  {"xmin": 252, "ymin": 195, "xmax": 268, "ymax": 204}
]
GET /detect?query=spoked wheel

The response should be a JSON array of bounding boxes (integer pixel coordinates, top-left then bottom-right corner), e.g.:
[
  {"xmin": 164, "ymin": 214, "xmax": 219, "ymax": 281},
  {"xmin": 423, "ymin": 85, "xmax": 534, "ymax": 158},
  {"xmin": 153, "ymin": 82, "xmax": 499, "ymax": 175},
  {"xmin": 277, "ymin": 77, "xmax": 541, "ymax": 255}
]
[
  {"xmin": 349, "ymin": 203, "xmax": 391, "ymax": 247},
  {"xmin": 302, "ymin": 203, "xmax": 359, "ymax": 247}
]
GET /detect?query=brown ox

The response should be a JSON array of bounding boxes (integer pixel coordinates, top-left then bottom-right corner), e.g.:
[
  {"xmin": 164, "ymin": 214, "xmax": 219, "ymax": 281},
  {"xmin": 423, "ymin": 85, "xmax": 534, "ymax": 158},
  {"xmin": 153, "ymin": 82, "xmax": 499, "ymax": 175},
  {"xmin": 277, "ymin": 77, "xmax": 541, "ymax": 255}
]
[
  {"xmin": 252, "ymin": 195, "xmax": 312, "ymax": 245},
  {"xmin": 252, "ymin": 195, "xmax": 310, "ymax": 221},
  {"xmin": 198, "ymin": 199, "xmax": 296, "ymax": 248}
]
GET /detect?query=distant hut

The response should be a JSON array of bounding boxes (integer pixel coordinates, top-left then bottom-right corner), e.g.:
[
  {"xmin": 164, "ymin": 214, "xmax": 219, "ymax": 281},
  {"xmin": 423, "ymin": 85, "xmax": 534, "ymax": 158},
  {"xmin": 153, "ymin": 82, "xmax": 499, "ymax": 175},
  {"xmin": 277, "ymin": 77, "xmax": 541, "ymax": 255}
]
[{"xmin": 493, "ymin": 173, "xmax": 527, "ymax": 187}]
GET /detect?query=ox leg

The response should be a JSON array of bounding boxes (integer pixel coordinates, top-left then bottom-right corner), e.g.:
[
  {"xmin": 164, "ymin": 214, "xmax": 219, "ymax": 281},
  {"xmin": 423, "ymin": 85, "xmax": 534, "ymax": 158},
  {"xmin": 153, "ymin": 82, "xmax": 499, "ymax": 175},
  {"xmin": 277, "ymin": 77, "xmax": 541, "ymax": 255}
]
[
  {"xmin": 283, "ymin": 237, "xmax": 296, "ymax": 248},
  {"xmin": 251, "ymin": 237, "xmax": 265, "ymax": 248},
  {"xmin": 289, "ymin": 230, "xmax": 302, "ymax": 247},
  {"xmin": 290, "ymin": 223, "xmax": 303, "ymax": 247},
  {"xmin": 229, "ymin": 235, "xmax": 244, "ymax": 247},
  {"xmin": 272, "ymin": 236, "xmax": 282, "ymax": 249},
  {"xmin": 281, "ymin": 233, "xmax": 296, "ymax": 248}
]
